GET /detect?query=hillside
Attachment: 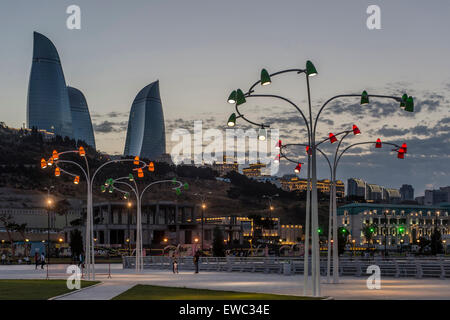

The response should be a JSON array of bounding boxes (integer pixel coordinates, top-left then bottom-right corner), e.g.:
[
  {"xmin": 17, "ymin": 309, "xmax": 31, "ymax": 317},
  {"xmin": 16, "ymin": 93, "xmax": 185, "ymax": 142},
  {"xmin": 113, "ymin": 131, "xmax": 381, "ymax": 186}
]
[{"xmin": 0, "ymin": 124, "xmax": 331, "ymax": 227}]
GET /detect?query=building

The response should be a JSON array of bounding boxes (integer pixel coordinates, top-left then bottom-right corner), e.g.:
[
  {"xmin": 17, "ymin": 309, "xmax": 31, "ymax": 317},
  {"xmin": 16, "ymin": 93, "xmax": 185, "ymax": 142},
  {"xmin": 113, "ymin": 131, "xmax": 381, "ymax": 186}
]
[
  {"xmin": 67, "ymin": 87, "xmax": 96, "ymax": 148},
  {"xmin": 400, "ymin": 184, "xmax": 414, "ymax": 201},
  {"xmin": 280, "ymin": 175, "xmax": 345, "ymax": 198},
  {"xmin": 383, "ymin": 188, "xmax": 401, "ymax": 204},
  {"xmin": 347, "ymin": 178, "xmax": 366, "ymax": 198},
  {"xmin": 242, "ymin": 163, "xmax": 266, "ymax": 177},
  {"xmin": 212, "ymin": 156, "xmax": 239, "ymax": 177},
  {"xmin": 338, "ymin": 203, "xmax": 450, "ymax": 249},
  {"xmin": 424, "ymin": 187, "xmax": 450, "ymax": 206},
  {"xmin": 123, "ymin": 80, "xmax": 166, "ymax": 160},
  {"xmin": 280, "ymin": 224, "xmax": 303, "ymax": 245},
  {"xmin": 27, "ymin": 32, "xmax": 73, "ymax": 139},
  {"xmin": 365, "ymin": 184, "xmax": 383, "ymax": 201}
]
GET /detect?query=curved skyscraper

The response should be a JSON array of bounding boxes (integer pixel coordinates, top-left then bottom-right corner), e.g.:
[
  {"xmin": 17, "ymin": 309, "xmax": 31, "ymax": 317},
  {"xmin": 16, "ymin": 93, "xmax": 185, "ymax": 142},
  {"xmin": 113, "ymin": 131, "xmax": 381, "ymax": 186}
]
[
  {"xmin": 124, "ymin": 81, "xmax": 166, "ymax": 160},
  {"xmin": 68, "ymin": 87, "xmax": 96, "ymax": 149},
  {"xmin": 27, "ymin": 32, "xmax": 73, "ymax": 138}
]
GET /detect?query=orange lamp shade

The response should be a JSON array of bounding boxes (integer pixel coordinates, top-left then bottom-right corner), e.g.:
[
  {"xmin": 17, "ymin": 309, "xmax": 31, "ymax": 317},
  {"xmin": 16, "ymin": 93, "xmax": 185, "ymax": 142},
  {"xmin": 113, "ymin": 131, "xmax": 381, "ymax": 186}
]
[
  {"xmin": 137, "ymin": 168, "xmax": 144, "ymax": 178},
  {"xmin": 41, "ymin": 158, "xmax": 47, "ymax": 169},
  {"xmin": 48, "ymin": 158, "xmax": 54, "ymax": 166},
  {"xmin": 375, "ymin": 138, "xmax": 382, "ymax": 148},
  {"xmin": 55, "ymin": 167, "xmax": 61, "ymax": 177},
  {"xmin": 52, "ymin": 150, "xmax": 59, "ymax": 160},
  {"xmin": 148, "ymin": 162, "xmax": 155, "ymax": 172},
  {"xmin": 329, "ymin": 133, "xmax": 337, "ymax": 144},
  {"xmin": 74, "ymin": 176, "xmax": 80, "ymax": 184},
  {"xmin": 79, "ymin": 146, "xmax": 86, "ymax": 157},
  {"xmin": 134, "ymin": 156, "xmax": 140, "ymax": 165}
]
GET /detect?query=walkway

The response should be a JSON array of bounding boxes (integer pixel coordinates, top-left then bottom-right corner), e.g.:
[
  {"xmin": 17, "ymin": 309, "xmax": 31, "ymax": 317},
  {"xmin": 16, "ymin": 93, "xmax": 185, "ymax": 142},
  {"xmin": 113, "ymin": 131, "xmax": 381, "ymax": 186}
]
[{"xmin": 1, "ymin": 264, "xmax": 450, "ymax": 300}]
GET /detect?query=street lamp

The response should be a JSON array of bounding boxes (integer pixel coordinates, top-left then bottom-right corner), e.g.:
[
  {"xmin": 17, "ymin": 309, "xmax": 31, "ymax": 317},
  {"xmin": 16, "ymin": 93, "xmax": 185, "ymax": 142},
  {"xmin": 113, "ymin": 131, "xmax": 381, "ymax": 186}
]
[
  {"xmin": 41, "ymin": 148, "xmax": 153, "ymax": 280},
  {"xmin": 228, "ymin": 62, "xmax": 413, "ymax": 296},
  {"xmin": 44, "ymin": 186, "xmax": 54, "ymax": 280},
  {"xmin": 105, "ymin": 176, "xmax": 187, "ymax": 272}
]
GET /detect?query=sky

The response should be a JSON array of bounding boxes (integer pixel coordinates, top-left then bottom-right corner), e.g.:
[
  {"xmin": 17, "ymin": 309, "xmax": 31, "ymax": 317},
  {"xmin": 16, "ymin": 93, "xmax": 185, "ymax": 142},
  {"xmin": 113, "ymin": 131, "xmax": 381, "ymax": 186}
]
[{"xmin": 0, "ymin": 0, "xmax": 449, "ymax": 196}]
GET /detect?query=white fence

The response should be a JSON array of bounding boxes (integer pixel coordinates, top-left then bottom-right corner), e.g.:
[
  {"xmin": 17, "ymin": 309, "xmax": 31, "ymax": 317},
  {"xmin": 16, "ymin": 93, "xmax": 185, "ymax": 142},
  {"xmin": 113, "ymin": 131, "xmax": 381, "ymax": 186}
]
[{"xmin": 122, "ymin": 256, "xmax": 450, "ymax": 279}]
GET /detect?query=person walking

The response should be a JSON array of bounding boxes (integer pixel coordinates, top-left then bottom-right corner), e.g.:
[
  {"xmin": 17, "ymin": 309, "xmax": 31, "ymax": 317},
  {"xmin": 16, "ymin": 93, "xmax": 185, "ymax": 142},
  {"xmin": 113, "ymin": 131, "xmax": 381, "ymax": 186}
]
[
  {"xmin": 193, "ymin": 250, "xmax": 200, "ymax": 274},
  {"xmin": 34, "ymin": 252, "xmax": 39, "ymax": 270},
  {"xmin": 1, "ymin": 253, "xmax": 5, "ymax": 265},
  {"xmin": 40, "ymin": 252, "xmax": 45, "ymax": 269}
]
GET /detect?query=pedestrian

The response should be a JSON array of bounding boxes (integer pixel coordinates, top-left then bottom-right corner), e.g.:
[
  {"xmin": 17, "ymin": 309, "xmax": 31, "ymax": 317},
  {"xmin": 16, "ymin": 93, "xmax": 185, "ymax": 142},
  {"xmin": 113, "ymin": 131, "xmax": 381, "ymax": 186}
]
[
  {"xmin": 1, "ymin": 253, "xmax": 5, "ymax": 265},
  {"xmin": 34, "ymin": 252, "xmax": 39, "ymax": 270},
  {"xmin": 78, "ymin": 253, "xmax": 84, "ymax": 268},
  {"xmin": 193, "ymin": 250, "xmax": 200, "ymax": 274},
  {"xmin": 172, "ymin": 256, "xmax": 179, "ymax": 274},
  {"xmin": 40, "ymin": 252, "xmax": 45, "ymax": 269}
]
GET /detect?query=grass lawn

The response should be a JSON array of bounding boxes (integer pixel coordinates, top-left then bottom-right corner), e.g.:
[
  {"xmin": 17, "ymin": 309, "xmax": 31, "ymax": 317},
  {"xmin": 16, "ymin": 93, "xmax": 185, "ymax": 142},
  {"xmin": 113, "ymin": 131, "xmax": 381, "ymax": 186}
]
[
  {"xmin": 0, "ymin": 280, "xmax": 99, "ymax": 300},
  {"xmin": 113, "ymin": 285, "xmax": 319, "ymax": 300}
]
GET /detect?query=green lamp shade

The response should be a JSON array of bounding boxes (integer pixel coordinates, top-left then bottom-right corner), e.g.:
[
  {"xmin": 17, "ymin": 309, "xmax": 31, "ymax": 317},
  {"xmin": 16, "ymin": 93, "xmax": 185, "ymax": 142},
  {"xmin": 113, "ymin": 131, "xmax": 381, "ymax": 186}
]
[
  {"xmin": 236, "ymin": 89, "xmax": 246, "ymax": 106},
  {"xmin": 128, "ymin": 173, "xmax": 134, "ymax": 181},
  {"xmin": 124, "ymin": 193, "xmax": 129, "ymax": 199},
  {"xmin": 260, "ymin": 69, "xmax": 271, "ymax": 86},
  {"xmin": 175, "ymin": 188, "xmax": 181, "ymax": 196},
  {"xmin": 405, "ymin": 96, "xmax": 414, "ymax": 112},
  {"xmin": 227, "ymin": 90, "xmax": 237, "ymax": 104},
  {"xmin": 183, "ymin": 183, "xmax": 189, "ymax": 190},
  {"xmin": 361, "ymin": 91, "xmax": 369, "ymax": 105},
  {"xmin": 172, "ymin": 178, "xmax": 177, "ymax": 185},
  {"xmin": 108, "ymin": 186, "xmax": 114, "ymax": 193},
  {"xmin": 306, "ymin": 60, "xmax": 318, "ymax": 77},
  {"xmin": 101, "ymin": 185, "xmax": 106, "ymax": 193},
  {"xmin": 400, "ymin": 94, "xmax": 408, "ymax": 108},
  {"xmin": 227, "ymin": 113, "xmax": 236, "ymax": 127}
]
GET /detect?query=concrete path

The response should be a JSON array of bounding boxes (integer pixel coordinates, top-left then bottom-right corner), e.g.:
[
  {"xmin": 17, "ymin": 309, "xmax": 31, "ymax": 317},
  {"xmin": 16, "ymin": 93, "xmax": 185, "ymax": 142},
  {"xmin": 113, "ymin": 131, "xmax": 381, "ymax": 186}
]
[{"xmin": 1, "ymin": 264, "xmax": 450, "ymax": 300}]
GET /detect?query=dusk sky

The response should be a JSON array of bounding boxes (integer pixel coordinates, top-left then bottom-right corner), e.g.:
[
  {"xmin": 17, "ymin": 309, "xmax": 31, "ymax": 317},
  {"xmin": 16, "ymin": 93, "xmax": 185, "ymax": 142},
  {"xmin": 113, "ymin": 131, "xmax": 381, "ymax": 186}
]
[{"xmin": 0, "ymin": 0, "xmax": 449, "ymax": 195}]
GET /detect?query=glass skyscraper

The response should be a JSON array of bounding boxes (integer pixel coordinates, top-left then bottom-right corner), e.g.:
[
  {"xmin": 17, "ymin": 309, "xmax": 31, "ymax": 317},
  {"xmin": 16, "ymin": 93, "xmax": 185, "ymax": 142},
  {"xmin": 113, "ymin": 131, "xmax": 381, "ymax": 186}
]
[
  {"xmin": 124, "ymin": 80, "xmax": 166, "ymax": 160},
  {"xmin": 68, "ymin": 87, "xmax": 96, "ymax": 149},
  {"xmin": 27, "ymin": 32, "xmax": 73, "ymax": 138}
]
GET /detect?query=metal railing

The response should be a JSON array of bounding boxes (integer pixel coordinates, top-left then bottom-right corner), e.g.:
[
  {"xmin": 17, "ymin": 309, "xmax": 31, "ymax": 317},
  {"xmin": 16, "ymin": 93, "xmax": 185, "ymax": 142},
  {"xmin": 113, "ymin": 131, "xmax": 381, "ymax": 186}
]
[{"xmin": 122, "ymin": 256, "xmax": 450, "ymax": 278}]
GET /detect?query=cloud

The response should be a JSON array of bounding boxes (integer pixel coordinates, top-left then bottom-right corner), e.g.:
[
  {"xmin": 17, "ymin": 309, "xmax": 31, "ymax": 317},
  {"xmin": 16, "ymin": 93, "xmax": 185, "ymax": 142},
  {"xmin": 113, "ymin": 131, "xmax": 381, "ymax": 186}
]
[{"xmin": 93, "ymin": 120, "xmax": 128, "ymax": 133}]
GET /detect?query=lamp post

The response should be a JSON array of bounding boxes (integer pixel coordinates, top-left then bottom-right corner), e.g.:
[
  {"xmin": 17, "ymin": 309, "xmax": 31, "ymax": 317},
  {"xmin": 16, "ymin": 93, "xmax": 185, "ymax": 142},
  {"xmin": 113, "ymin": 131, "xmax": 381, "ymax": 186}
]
[
  {"xmin": 227, "ymin": 62, "xmax": 413, "ymax": 296},
  {"xmin": 105, "ymin": 176, "xmax": 188, "ymax": 272},
  {"xmin": 193, "ymin": 193, "xmax": 211, "ymax": 252},
  {"xmin": 41, "ymin": 148, "xmax": 152, "ymax": 280},
  {"xmin": 44, "ymin": 186, "xmax": 54, "ymax": 280},
  {"xmin": 281, "ymin": 131, "xmax": 405, "ymax": 283}
]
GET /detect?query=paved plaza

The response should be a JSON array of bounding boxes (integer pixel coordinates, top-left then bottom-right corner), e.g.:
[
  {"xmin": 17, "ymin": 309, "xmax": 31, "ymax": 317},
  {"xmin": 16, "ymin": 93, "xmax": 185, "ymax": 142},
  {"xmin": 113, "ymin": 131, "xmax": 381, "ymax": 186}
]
[{"xmin": 1, "ymin": 264, "xmax": 450, "ymax": 300}]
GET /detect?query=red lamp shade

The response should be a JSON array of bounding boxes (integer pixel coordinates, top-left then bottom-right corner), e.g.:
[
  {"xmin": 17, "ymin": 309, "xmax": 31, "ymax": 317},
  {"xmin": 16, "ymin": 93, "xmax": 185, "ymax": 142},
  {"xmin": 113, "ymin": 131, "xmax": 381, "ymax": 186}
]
[
  {"xmin": 306, "ymin": 146, "xmax": 312, "ymax": 155},
  {"xmin": 275, "ymin": 140, "xmax": 282, "ymax": 150},
  {"xmin": 294, "ymin": 163, "xmax": 302, "ymax": 174},
  {"xmin": 138, "ymin": 168, "xmax": 144, "ymax": 178},
  {"xmin": 375, "ymin": 138, "xmax": 382, "ymax": 149},
  {"xmin": 329, "ymin": 133, "xmax": 337, "ymax": 144},
  {"xmin": 79, "ymin": 146, "xmax": 86, "ymax": 157},
  {"xmin": 401, "ymin": 143, "xmax": 407, "ymax": 153},
  {"xmin": 397, "ymin": 148, "xmax": 405, "ymax": 159},
  {"xmin": 55, "ymin": 167, "xmax": 60, "ymax": 177},
  {"xmin": 52, "ymin": 150, "xmax": 59, "ymax": 160},
  {"xmin": 134, "ymin": 156, "xmax": 140, "ymax": 165},
  {"xmin": 148, "ymin": 162, "xmax": 155, "ymax": 172},
  {"xmin": 74, "ymin": 176, "xmax": 80, "ymax": 184},
  {"xmin": 41, "ymin": 158, "xmax": 47, "ymax": 169},
  {"xmin": 352, "ymin": 125, "xmax": 361, "ymax": 135}
]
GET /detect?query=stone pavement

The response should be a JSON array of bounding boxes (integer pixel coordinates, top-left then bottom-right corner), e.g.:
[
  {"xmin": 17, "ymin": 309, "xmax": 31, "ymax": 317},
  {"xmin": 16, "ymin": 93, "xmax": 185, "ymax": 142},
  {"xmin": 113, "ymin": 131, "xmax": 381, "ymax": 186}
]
[{"xmin": 1, "ymin": 264, "xmax": 450, "ymax": 300}]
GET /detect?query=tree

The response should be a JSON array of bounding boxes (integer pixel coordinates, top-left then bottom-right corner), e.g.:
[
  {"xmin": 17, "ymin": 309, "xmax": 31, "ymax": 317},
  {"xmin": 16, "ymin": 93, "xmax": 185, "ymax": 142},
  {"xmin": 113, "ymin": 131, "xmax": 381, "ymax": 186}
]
[
  {"xmin": 361, "ymin": 224, "xmax": 377, "ymax": 252},
  {"xmin": 70, "ymin": 229, "xmax": 83, "ymax": 258},
  {"xmin": 430, "ymin": 229, "xmax": 444, "ymax": 255},
  {"xmin": 337, "ymin": 227, "xmax": 349, "ymax": 256},
  {"xmin": 54, "ymin": 199, "xmax": 71, "ymax": 227},
  {"xmin": 212, "ymin": 227, "xmax": 225, "ymax": 257},
  {"xmin": 0, "ymin": 213, "xmax": 18, "ymax": 256}
]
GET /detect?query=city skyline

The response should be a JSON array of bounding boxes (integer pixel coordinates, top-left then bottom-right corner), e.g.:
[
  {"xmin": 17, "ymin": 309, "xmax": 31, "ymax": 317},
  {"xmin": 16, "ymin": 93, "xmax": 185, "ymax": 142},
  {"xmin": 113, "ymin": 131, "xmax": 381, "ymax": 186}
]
[{"xmin": 0, "ymin": 1, "xmax": 449, "ymax": 194}]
